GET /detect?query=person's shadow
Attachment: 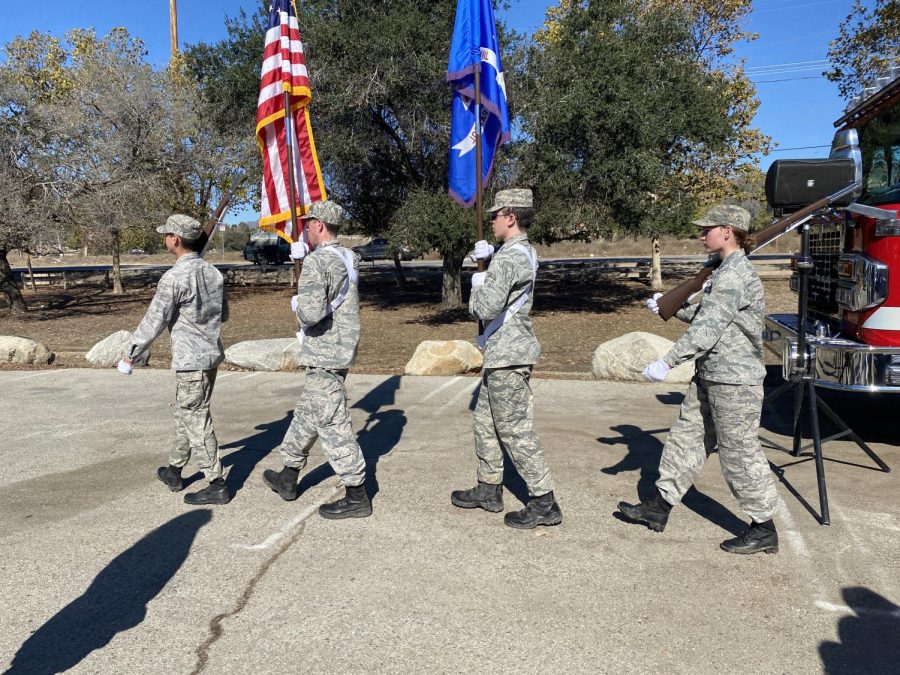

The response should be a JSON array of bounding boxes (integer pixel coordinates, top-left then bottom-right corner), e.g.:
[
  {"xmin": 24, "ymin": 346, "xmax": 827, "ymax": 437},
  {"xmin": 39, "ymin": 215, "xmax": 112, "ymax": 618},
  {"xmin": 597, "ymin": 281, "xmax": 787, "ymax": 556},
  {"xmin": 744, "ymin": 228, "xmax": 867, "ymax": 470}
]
[
  {"xmin": 290, "ymin": 376, "xmax": 408, "ymax": 499},
  {"xmin": 599, "ymin": 423, "xmax": 747, "ymax": 535},
  {"xmin": 819, "ymin": 587, "xmax": 900, "ymax": 674},
  {"xmin": 188, "ymin": 412, "xmax": 294, "ymax": 496},
  {"xmin": 5, "ymin": 510, "xmax": 212, "ymax": 675}
]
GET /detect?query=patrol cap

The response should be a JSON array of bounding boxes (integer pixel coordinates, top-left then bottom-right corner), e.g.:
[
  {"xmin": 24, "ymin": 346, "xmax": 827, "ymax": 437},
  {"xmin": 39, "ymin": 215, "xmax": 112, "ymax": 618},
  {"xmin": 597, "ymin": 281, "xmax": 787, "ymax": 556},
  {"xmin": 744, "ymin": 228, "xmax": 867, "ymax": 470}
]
[
  {"xmin": 692, "ymin": 204, "xmax": 752, "ymax": 234},
  {"xmin": 157, "ymin": 214, "xmax": 202, "ymax": 241},
  {"xmin": 300, "ymin": 200, "xmax": 344, "ymax": 227},
  {"xmin": 487, "ymin": 188, "xmax": 533, "ymax": 213}
]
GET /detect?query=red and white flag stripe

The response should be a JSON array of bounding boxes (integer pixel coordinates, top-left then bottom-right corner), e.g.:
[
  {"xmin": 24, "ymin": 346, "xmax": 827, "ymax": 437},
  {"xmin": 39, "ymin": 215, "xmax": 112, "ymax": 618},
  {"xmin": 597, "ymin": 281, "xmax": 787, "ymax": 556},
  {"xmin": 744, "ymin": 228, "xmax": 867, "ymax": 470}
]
[{"xmin": 256, "ymin": 0, "xmax": 325, "ymax": 241}]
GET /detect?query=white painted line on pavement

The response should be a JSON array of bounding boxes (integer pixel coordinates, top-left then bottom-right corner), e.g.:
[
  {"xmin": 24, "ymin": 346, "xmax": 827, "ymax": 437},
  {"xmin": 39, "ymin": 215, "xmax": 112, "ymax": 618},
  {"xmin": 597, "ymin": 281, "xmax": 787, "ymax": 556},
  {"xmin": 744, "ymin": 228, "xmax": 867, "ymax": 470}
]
[
  {"xmin": 830, "ymin": 503, "xmax": 896, "ymax": 596},
  {"xmin": 430, "ymin": 378, "xmax": 480, "ymax": 418},
  {"xmin": 232, "ymin": 372, "xmax": 260, "ymax": 382},
  {"xmin": 815, "ymin": 600, "xmax": 900, "ymax": 619},
  {"xmin": 1, "ymin": 370, "xmax": 66, "ymax": 383},
  {"xmin": 775, "ymin": 497, "xmax": 832, "ymax": 610},
  {"xmin": 420, "ymin": 376, "xmax": 462, "ymax": 403},
  {"xmin": 233, "ymin": 485, "xmax": 342, "ymax": 551}
]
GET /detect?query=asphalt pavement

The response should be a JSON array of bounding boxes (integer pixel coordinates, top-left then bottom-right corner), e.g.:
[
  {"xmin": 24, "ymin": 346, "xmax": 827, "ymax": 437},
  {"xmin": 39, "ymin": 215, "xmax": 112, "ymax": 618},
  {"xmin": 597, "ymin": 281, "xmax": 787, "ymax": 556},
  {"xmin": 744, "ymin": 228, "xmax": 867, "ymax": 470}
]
[{"xmin": 0, "ymin": 369, "xmax": 897, "ymax": 674}]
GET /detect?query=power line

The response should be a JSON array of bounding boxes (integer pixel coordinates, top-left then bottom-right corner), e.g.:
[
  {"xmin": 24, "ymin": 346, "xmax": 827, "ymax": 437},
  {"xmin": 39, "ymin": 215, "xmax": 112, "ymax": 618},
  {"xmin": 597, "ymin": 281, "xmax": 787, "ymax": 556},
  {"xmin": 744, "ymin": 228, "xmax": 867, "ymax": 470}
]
[
  {"xmin": 751, "ymin": 75, "xmax": 827, "ymax": 83},
  {"xmin": 752, "ymin": 0, "xmax": 848, "ymax": 15},
  {"xmin": 770, "ymin": 145, "xmax": 832, "ymax": 152}
]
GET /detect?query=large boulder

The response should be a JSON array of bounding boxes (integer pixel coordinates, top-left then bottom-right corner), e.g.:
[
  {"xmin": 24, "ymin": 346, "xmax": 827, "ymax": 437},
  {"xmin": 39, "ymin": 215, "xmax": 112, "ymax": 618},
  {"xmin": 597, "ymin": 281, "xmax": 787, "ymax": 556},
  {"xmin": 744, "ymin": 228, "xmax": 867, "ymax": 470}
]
[
  {"xmin": 591, "ymin": 332, "xmax": 694, "ymax": 383},
  {"xmin": 85, "ymin": 330, "xmax": 150, "ymax": 367},
  {"xmin": 224, "ymin": 338, "xmax": 302, "ymax": 371},
  {"xmin": 0, "ymin": 336, "xmax": 55, "ymax": 365},
  {"xmin": 405, "ymin": 340, "xmax": 483, "ymax": 376}
]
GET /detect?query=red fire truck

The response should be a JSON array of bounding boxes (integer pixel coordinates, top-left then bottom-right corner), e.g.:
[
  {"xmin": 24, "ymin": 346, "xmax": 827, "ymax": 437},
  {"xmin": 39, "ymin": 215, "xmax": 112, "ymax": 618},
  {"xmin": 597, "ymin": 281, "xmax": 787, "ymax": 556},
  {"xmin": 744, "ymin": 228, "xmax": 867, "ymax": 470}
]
[{"xmin": 763, "ymin": 64, "xmax": 900, "ymax": 392}]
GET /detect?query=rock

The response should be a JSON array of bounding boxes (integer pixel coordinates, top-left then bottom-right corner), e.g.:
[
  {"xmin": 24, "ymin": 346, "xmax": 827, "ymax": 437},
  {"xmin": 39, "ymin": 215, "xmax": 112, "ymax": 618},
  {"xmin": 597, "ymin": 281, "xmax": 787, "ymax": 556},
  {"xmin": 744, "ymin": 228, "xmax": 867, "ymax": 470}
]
[
  {"xmin": 591, "ymin": 331, "xmax": 694, "ymax": 383},
  {"xmin": 0, "ymin": 336, "xmax": 55, "ymax": 365},
  {"xmin": 85, "ymin": 330, "xmax": 150, "ymax": 367},
  {"xmin": 405, "ymin": 340, "xmax": 483, "ymax": 376},
  {"xmin": 224, "ymin": 338, "xmax": 303, "ymax": 372}
]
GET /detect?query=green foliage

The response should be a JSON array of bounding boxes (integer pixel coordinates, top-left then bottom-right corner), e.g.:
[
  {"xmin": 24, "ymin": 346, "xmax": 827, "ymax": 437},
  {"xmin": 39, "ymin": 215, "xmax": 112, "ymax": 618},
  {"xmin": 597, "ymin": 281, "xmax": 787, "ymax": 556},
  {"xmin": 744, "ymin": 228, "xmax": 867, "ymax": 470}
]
[
  {"xmin": 826, "ymin": 0, "xmax": 900, "ymax": 100},
  {"xmin": 519, "ymin": 0, "xmax": 735, "ymax": 240}
]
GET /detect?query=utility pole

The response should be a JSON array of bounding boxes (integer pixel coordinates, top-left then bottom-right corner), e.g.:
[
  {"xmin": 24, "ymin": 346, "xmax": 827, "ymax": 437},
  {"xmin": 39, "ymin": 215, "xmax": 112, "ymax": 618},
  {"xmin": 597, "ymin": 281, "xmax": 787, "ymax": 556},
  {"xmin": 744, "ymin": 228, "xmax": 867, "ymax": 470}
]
[{"xmin": 169, "ymin": 0, "xmax": 179, "ymax": 59}]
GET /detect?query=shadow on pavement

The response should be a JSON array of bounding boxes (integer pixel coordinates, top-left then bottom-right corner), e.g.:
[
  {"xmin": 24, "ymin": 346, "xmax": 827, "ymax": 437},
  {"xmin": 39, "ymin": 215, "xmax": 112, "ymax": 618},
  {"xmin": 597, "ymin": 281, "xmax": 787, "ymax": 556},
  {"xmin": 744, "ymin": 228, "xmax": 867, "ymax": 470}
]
[
  {"xmin": 819, "ymin": 587, "xmax": 900, "ymax": 674},
  {"xmin": 294, "ymin": 376, "xmax": 408, "ymax": 500},
  {"xmin": 599, "ymin": 423, "xmax": 747, "ymax": 535},
  {"xmin": 217, "ymin": 411, "xmax": 293, "ymax": 496},
  {"xmin": 5, "ymin": 510, "xmax": 212, "ymax": 675}
]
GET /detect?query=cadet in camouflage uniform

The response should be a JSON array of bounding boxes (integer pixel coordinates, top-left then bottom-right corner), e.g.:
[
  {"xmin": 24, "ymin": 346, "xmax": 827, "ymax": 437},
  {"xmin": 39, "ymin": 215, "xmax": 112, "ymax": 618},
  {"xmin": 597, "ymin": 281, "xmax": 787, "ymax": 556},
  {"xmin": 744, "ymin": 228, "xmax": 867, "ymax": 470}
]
[
  {"xmin": 262, "ymin": 200, "xmax": 371, "ymax": 519},
  {"xmin": 118, "ymin": 214, "xmax": 230, "ymax": 505},
  {"xmin": 618, "ymin": 204, "xmax": 779, "ymax": 554},
  {"xmin": 451, "ymin": 188, "xmax": 562, "ymax": 529}
]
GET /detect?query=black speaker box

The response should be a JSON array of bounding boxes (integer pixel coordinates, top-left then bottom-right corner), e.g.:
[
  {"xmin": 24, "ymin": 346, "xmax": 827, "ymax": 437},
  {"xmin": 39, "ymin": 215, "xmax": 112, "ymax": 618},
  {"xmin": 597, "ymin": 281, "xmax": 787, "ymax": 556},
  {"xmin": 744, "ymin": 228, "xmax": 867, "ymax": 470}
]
[{"xmin": 765, "ymin": 158, "xmax": 857, "ymax": 209}]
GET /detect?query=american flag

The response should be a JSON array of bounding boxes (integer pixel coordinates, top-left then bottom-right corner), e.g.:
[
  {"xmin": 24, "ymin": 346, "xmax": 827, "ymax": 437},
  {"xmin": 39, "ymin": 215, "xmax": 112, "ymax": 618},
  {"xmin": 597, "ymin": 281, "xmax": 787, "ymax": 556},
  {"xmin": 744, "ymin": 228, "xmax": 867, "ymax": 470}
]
[{"xmin": 256, "ymin": 0, "xmax": 326, "ymax": 241}]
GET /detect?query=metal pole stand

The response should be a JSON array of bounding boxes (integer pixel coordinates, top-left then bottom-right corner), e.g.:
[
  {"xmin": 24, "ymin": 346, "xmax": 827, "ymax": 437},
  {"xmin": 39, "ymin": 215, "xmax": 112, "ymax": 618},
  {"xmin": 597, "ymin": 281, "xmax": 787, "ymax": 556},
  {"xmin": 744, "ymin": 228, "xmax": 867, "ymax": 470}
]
[{"xmin": 764, "ymin": 220, "xmax": 890, "ymax": 525}]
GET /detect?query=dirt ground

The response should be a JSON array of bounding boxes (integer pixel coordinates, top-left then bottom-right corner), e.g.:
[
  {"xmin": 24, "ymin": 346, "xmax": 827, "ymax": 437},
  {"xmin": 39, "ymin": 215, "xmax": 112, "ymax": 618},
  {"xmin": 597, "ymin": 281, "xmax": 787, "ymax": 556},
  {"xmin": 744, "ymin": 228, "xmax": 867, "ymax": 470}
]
[{"xmin": 0, "ymin": 263, "xmax": 797, "ymax": 375}]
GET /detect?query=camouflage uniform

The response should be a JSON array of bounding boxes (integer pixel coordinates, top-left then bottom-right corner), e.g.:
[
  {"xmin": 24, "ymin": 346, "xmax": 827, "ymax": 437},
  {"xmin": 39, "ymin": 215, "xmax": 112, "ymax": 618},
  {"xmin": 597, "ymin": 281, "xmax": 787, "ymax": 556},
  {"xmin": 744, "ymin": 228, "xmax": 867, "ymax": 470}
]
[
  {"xmin": 129, "ymin": 215, "xmax": 228, "ymax": 481},
  {"xmin": 656, "ymin": 229, "xmax": 777, "ymax": 522},
  {"xmin": 278, "ymin": 203, "xmax": 366, "ymax": 488},
  {"xmin": 468, "ymin": 190, "xmax": 554, "ymax": 497}
]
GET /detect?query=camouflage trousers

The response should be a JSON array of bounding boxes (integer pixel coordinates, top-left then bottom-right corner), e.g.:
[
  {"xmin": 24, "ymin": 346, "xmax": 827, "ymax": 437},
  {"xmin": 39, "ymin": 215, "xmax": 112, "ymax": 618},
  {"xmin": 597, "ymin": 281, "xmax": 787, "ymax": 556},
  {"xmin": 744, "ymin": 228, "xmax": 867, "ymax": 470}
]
[
  {"xmin": 279, "ymin": 368, "xmax": 366, "ymax": 487},
  {"xmin": 473, "ymin": 365, "xmax": 555, "ymax": 497},
  {"xmin": 656, "ymin": 377, "xmax": 777, "ymax": 522},
  {"xmin": 170, "ymin": 369, "xmax": 223, "ymax": 481}
]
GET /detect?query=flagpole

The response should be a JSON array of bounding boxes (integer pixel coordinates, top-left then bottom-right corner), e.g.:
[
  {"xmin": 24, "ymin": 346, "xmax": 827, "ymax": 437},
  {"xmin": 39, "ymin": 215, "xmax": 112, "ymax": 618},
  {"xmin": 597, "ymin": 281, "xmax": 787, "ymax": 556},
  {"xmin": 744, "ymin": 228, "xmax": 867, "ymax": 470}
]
[
  {"xmin": 283, "ymin": 90, "xmax": 303, "ymax": 280},
  {"xmin": 474, "ymin": 61, "xmax": 485, "ymax": 274}
]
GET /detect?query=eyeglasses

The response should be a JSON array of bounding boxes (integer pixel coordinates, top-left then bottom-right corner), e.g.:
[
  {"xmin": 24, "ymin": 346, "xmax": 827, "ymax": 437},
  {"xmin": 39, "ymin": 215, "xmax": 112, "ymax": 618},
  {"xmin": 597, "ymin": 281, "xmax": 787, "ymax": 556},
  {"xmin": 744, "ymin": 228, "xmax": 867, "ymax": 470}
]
[
  {"xmin": 490, "ymin": 210, "xmax": 508, "ymax": 221},
  {"xmin": 699, "ymin": 225, "xmax": 725, "ymax": 236}
]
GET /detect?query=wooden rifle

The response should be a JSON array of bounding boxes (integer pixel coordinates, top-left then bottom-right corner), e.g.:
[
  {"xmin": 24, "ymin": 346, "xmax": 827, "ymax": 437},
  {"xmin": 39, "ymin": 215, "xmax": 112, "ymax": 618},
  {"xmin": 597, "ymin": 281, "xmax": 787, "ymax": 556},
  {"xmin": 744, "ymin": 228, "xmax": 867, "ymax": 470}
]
[
  {"xmin": 197, "ymin": 174, "xmax": 248, "ymax": 256},
  {"xmin": 655, "ymin": 180, "xmax": 861, "ymax": 320}
]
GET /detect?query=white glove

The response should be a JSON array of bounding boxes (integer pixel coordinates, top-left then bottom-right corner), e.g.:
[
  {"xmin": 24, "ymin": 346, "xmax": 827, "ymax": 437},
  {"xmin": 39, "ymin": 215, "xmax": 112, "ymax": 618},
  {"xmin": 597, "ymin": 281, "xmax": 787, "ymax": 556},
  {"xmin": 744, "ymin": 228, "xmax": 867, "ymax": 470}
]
[
  {"xmin": 646, "ymin": 292, "xmax": 663, "ymax": 315},
  {"xmin": 470, "ymin": 240, "xmax": 495, "ymax": 262},
  {"xmin": 471, "ymin": 272, "xmax": 487, "ymax": 287},
  {"xmin": 117, "ymin": 358, "xmax": 133, "ymax": 375},
  {"xmin": 642, "ymin": 359, "xmax": 671, "ymax": 382},
  {"xmin": 291, "ymin": 295, "xmax": 299, "ymax": 313},
  {"xmin": 290, "ymin": 241, "xmax": 309, "ymax": 260}
]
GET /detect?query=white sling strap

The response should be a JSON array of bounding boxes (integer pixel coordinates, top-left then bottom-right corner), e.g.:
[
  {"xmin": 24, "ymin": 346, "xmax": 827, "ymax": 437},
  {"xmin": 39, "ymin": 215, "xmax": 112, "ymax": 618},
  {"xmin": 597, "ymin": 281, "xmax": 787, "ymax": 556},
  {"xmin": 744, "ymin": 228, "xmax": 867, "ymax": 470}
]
[
  {"xmin": 296, "ymin": 246, "xmax": 357, "ymax": 346},
  {"xmin": 476, "ymin": 243, "xmax": 537, "ymax": 350}
]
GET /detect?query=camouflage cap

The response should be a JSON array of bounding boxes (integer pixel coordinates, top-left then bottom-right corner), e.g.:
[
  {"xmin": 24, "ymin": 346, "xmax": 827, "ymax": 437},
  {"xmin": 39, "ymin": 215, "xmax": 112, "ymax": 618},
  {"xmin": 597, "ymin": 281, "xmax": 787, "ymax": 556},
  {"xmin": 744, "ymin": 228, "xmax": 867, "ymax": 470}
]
[
  {"xmin": 692, "ymin": 204, "xmax": 752, "ymax": 233},
  {"xmin": 487, "ymin": 188, "xmax": 533, "ymax": 213},
  {"xmin": 300, "ymin": 200, "xmax": 344, "ymax": 227},
  {"xmin": 156, "ymin": 214, "xmax": 202, "ymax": 241}
]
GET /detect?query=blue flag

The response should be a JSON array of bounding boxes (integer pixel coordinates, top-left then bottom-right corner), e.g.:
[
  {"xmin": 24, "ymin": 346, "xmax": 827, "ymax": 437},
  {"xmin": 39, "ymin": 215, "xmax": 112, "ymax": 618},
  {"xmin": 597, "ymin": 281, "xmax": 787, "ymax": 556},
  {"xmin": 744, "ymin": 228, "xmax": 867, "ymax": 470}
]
[{"xmin": 446, "ymin": 0, "xmax": 511, "ymax": 207}]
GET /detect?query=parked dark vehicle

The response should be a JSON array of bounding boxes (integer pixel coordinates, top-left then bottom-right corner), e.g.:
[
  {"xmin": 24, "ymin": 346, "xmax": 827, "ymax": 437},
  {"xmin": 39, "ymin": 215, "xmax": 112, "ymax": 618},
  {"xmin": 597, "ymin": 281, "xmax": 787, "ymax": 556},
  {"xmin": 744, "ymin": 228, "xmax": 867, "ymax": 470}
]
[
  {"xmin": 243, "ymin": 232, "xmax": 291, "ymax": 265},
  {"xmin": 351, "ymin": 237, "xmax": 414, "ymax": 262}
]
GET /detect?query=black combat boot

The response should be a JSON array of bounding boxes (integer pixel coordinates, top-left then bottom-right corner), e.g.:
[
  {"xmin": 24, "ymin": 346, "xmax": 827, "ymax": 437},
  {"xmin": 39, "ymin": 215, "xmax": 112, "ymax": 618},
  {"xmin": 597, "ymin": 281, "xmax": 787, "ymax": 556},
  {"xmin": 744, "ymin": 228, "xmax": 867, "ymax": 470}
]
[
  {"xmin": 617, "ymin": 492, "xmax": 672, "ymax": 532},
  {"xmin": 318, "ymin": 484, "xmax": 372, "ymax": 519},
  {"xmin": 263, "ymin": 466, "xmax": 300, "ymax": 501},
  {"xmin": 184, "ymin": 478, "xmax": 231, "ymax": 505},
  {"xmin": 504, "ymin": 491, "xmax": 563, "ymax": 529},
  {"xmin": 720, "ymin": 519, "xmax": 779, "ymax": 555},
  {"xmin": 157, "ymin": 464, "xmax": 183, "ymax": 492},
  {"xmin": 450, "ymin": 482, "xmax": 504, "ymax": 513}
]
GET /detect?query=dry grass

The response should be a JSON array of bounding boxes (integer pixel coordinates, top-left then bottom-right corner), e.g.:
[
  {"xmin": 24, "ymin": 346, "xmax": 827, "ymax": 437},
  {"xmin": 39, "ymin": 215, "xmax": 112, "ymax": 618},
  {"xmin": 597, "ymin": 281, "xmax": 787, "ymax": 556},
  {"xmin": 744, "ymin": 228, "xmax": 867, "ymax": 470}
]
[{"xmin": 0, "ymin": 262, "xmax": 798, "ymax": 375}]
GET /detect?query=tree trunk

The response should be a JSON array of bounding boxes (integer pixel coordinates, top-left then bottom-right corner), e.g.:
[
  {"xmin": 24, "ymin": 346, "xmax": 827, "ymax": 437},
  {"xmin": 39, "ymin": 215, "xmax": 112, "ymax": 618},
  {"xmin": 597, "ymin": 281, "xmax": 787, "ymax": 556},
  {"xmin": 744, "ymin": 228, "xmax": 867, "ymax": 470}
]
[
  {"xmin": 0, "ymin": 250, "xmax": 28, "ymax": 314},
  {"xmin": 650, "ymin": 234, "xmax": 663, "ymax": 292},
  {"xmin": 111, "ymin": 231, "xmax": 124, "ymax": 295},
  {"xmin": 441, "ymin": 251, "xmax": 463, "ymax": 308},
  {"xmin": 25, "ymin": 253, "xmax": 37, "ymax": 292},
  {"xmin": 392, "ymin": 252, "xmax": 406, "ymax": 290}
]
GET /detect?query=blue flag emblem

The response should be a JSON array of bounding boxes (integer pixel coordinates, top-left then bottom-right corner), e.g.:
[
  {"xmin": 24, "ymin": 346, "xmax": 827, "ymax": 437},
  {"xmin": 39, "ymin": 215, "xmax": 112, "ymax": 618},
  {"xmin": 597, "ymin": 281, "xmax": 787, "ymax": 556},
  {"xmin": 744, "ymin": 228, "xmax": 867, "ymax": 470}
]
[{"xmin": 446, "ymin": 0, "xmax": 511, "ymax": 207}]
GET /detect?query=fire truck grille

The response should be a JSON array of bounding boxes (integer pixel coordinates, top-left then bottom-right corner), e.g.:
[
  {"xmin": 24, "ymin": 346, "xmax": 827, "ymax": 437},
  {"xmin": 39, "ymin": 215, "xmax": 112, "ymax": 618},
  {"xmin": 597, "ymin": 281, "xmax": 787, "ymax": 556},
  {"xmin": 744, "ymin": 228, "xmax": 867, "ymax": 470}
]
[{"xmin": 804, "ymin": 221, "xmax": 843, "ymax": 317}]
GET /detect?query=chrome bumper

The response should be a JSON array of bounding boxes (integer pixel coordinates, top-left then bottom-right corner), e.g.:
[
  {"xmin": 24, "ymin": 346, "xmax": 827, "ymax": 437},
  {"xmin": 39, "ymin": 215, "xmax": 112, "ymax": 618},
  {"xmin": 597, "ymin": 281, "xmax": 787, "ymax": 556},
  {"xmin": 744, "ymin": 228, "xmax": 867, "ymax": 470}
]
[{"xmin": 763, "ymin": 313, "xmax": 900, "ymax": 393}]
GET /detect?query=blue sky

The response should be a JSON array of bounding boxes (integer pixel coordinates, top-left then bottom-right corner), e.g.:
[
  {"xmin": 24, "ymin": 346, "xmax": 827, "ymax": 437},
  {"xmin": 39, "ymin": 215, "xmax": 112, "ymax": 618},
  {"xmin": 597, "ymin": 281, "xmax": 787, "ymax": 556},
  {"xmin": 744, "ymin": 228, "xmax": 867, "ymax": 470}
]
[{"xmin": 1, "ymin": 0, "xmax": 867, "ymax": 222}]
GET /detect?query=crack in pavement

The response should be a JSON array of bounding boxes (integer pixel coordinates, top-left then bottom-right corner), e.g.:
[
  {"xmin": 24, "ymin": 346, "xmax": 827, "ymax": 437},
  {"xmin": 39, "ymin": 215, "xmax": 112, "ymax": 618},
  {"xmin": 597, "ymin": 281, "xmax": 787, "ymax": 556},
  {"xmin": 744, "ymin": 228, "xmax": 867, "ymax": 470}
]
[{"xmin": 189, "ymin": 497, "xmax": 329, "ymax": 674}]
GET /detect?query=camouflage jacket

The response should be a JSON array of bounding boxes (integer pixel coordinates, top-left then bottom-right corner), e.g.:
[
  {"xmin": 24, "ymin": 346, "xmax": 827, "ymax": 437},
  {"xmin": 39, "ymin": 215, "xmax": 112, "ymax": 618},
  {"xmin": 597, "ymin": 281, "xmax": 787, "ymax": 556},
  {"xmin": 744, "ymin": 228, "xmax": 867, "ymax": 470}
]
[
  {"xmin": 664, "ymin": 249, "xmax": 766, "ymax": 384},
  {"xmin": 469, "ymin": 233, "xmax": 541, "ymax": 368},
  {"xmin": 130, "ymin": 252, "xmax": 228, "ymax": 371},
  {"xmin": 296, "ymin": 240, "xmax": 360, "ymax": 369}
]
